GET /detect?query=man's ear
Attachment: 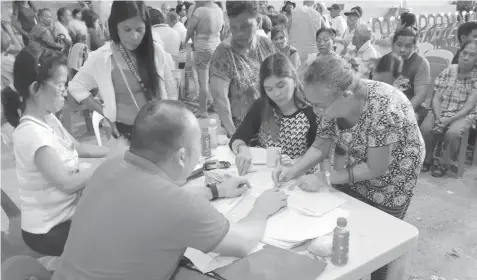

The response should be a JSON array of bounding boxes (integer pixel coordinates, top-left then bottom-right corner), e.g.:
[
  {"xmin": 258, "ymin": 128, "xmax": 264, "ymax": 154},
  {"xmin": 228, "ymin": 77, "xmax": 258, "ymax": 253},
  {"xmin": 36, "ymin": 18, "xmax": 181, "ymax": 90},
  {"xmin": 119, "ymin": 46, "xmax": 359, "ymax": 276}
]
[{"xmin": 175, "ymin": 147, "xmax": 186, "ymax": 169}]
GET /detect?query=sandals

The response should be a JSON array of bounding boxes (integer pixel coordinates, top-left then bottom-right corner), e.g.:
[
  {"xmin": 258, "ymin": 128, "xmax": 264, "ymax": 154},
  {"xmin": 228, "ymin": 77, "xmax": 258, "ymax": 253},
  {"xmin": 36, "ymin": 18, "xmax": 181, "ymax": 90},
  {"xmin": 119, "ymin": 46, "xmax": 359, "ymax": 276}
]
[
  {"xmin": 421, "ymin": 162, "xmax": 433, "ymax": 172},
  {"xmin": 431, "ymin": 164, "xmax": 449, "ymax": 177}
]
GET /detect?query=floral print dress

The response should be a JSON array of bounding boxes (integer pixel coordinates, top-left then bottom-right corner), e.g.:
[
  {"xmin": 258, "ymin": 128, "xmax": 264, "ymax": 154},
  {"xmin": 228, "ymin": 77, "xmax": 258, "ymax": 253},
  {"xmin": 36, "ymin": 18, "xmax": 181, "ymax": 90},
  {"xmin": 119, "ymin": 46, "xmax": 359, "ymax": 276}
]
[
  {"xmin": 209, "ymin": 35, "xmax": 275, "ymax": 127},
  {"xmin": 317, "ymin": 81, "xmax": 425, "ymax": 209}
]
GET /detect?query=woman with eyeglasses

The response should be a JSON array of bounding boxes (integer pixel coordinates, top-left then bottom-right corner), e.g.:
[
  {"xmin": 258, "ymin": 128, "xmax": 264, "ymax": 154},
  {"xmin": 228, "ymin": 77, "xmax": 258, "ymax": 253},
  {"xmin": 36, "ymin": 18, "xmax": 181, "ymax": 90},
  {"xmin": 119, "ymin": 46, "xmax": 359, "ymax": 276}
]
[
  {"xmin": 273, "ymin": 55, "xmax": 424, "ymax": 280},
  {"xmin": 230, "ymin": 53, "xmax": 317, "ymax": 175},
  {"xmin": 0, "ymin": 47, "xmax": 117, "ymax": 257}
]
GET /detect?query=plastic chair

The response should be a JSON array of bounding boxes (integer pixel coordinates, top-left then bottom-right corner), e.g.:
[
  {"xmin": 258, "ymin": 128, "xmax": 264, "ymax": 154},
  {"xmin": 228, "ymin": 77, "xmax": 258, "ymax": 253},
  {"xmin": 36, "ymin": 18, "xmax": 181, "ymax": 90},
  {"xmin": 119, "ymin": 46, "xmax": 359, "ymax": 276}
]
[
  {"xmin": 425, "ymin": 56, "xmax": 450, "ymax": 66},
  {"xmin": 417, "ymin": 42, "xmax": 434, "ymax": 55},
  {"xmin": 441, "ymin": 46, "xmax": 459, "ymax": 56},
  {"xmin": 92, "ymin": 111, "xmax": 105, "ymax": 146},
  {"xmin": 425, "ymin": 49, "xmax": 454, "ymax": 64},
  {"xmin": 1, "ymin": 255, "xmax": 52, "ymax": 280}
]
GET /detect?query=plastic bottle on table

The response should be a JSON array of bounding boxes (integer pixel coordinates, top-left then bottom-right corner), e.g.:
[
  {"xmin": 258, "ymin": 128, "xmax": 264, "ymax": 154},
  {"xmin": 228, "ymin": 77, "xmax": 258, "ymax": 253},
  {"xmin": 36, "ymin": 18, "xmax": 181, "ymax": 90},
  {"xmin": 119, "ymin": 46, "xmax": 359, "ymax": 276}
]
[
  {"xmin": 331, "ymin": 217, "xmax": 349, "ymax": 266},
  {"xmin": 201, "ymin": 127, "xmax": 212, "ymax": 157},
  {"xmin": 209, "ymin": 118, "xmax": 218, "ymax": 148}
]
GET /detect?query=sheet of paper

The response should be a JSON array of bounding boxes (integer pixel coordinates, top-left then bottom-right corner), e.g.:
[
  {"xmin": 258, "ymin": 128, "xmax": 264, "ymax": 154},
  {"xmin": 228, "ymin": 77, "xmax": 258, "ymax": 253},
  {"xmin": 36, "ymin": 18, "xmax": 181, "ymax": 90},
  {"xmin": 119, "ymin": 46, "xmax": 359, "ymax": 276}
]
[
  {"xmin": 263, "ymin": 208, "xmax": 350, "ymax": 243},
  {"xmin": 184, "ymin": 243, "xmax": 265, "ymax": 273},
  {"xmin": 213, "ymin": 146, "xmax": 268, "ymax": 165},
  {"xmin": 286, "ymin": 190, "xmax": 347, "ymax": 217},
  {"xmin": 210, "ymin": 194, "xmax": 245, "ymax": 216}
]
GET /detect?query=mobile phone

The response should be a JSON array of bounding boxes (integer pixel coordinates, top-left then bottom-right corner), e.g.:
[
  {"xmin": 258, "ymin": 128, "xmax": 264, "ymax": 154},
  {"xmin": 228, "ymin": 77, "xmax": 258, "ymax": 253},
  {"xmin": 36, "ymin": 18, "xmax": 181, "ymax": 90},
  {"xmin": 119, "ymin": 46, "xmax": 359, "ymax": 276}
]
[{"xmin": 203, "ymin": 161, "xmax": 231, "ymax": 171}]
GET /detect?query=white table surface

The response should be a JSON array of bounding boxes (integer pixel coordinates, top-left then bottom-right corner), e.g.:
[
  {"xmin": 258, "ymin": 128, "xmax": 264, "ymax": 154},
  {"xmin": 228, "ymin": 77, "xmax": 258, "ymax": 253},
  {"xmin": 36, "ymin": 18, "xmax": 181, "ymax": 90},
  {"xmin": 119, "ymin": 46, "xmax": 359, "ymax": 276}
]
[{"xmin": 186, "ymin": 146, "xmax": 419, "ymax": 280}]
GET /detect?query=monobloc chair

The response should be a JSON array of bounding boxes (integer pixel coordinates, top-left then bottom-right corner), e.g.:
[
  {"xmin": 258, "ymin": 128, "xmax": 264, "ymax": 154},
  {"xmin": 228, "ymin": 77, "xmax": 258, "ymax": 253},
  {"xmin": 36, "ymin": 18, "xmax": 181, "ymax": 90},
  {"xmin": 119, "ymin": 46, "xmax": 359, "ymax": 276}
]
[
  {"xmin": 441, "ymin": 45, "xmax": 459, "ymax": 56},
  {"xmin": 425, "ymin": 49, "xmax": 454, "ymax": 64},
  {"xmin": 1, "ymin": 255, "xmax": 52, "ymax": 280},
  {"xmin": 417, "ymin": 42, "xmax": 434, "ymax": 55}
]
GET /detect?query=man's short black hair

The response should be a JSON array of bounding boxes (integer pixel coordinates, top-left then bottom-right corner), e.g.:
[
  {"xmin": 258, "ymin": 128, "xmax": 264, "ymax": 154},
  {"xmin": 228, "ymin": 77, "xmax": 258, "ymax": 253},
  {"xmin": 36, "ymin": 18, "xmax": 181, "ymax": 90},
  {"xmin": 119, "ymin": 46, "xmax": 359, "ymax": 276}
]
[
  {"xmin": 131, "ymin": 100, "xmax": 195, "ymax": 157},
  {"xmin": 392, "ymin": 27, "xmax": 418, "ymax": 45},
  {"xmin": 457, "ymin": 22, "xmax": 477, "ymax": 44},
  {"xmin": 226, "ymin": 1, "xmax": 259, "ymax": 18},
  {"xmin": 149, "ymin": 8, "xmax": 165, "ymax": 25}
]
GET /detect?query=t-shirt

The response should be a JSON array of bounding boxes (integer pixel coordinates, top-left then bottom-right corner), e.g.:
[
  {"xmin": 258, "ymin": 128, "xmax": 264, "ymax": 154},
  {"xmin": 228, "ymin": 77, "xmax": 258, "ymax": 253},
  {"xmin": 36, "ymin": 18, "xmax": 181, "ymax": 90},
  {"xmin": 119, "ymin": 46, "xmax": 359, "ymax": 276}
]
[
  {"xmin": 329, "ymin": 15, "xmax": 347, "ymax": 37},
  {"xmin": 52, "ymin": 151, "xmax": 230, "ymax": 280},
  {"xmin": 388, "ymin": 52, "xmax": 431, "ymax": 101},
  {"xmin": 13, "ymin": 114, "xmax": 80, "ymax": 234},
  {"xmin": 209, "ymin": 35, "xmax": 276, "ymax": 127},
  {"xmin": 192, "ymin": 4, "xmax": 224, "ymax": 50},
  {"xmin": 151, "ymin": 24, "xmax": 181, "ymax": 57}
]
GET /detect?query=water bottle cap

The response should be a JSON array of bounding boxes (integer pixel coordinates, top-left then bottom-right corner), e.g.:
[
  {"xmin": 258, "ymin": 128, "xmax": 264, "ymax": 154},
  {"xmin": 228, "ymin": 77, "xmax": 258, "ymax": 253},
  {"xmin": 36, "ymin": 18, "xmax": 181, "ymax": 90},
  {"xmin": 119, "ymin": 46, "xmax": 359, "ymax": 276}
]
[
  {"xmin": 337, "ymin": 217, "xmax": 347, "ymax": 227},
  {"xmin": 209, "ymin": 118, "xmax": 217, "ymax": 126}
]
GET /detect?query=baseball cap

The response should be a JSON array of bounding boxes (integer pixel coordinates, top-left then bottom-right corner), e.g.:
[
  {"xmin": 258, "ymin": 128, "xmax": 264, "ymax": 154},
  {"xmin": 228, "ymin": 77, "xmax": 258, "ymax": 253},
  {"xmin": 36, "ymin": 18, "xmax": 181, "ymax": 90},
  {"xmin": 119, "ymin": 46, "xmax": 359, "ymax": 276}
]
[
  {"xmin": 327, "ymin": 4, "xmax": 341, "ymax": 11},
  {"xmin": 344, "ymin": 6, "xmax": 363, "ymax": 18}
]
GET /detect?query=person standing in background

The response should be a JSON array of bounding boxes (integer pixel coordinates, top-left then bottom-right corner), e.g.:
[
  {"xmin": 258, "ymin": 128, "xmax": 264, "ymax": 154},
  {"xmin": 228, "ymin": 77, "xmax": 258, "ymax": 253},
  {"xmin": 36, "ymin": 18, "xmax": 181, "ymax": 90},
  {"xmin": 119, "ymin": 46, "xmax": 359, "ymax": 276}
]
[
  {"xmin": 54, "ymin": 8, "xmax": 73, "ymax": 46},
  {"xmin": 314, "ymin": 2, "xmax": 330, "ymax": 28},
  {"xmin": 11, "ymin": 1, "xmax": 37, "ymax": 46},
  {"xmin": 335, "ymin": 6, "xmax": 361, "ymax": 57},
  {"xmin": 327, "ymin": 4, "xmax": 346, "ymax": 37},
  {"xmin": 83, "ymin": 10, "xmax": 105, "ymax": 51},
  {"xmin": 288, "ymin": 0, "xmax": 324, "ymax": 63},
  {"xmin": 209, "ymin": 1, "xmax": 275, "ymax": 136},
  {"xmin": 185, "ymin": 0, "xmax": 224, "ymax": 118}
]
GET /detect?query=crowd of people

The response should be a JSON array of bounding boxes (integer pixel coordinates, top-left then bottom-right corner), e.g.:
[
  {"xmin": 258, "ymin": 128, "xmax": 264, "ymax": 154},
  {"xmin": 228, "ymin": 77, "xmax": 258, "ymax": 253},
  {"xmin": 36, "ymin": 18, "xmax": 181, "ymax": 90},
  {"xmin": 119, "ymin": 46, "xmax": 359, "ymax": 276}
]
[{"xmin": 1, "ymin": 1, "xmax": 477, "ymax": 280}]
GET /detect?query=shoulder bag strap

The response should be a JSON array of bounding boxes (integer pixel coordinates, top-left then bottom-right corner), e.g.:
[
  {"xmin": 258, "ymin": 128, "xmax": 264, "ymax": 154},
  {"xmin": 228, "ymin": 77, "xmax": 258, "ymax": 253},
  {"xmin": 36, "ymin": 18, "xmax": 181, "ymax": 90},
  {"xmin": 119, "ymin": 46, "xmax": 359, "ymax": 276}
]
[
  {"xmin": 117, "ymin": 43, "xmax": 152, "ymax": 99},
  {"xmin": 111, "ymin": 47, "xmax": 140, "ymax": 111}
]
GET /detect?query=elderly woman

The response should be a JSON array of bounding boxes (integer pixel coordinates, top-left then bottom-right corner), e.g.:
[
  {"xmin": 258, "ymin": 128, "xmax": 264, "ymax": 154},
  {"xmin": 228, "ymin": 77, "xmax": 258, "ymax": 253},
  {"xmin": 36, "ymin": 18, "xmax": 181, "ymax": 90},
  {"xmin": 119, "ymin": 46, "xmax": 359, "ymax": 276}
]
[
  {"xmin": 210, "ymin": 1, "xmax": 275, "ymax": 137},
  {"xmin": 420, "ymin": 40, "xmax": 477, "ymax": 177},
  {"xmin": 274, "ymin": 55, "xmax": 424, "ymax": 280},
  {"xmin": 305, "ymin": 27, "xmax": 337, "ymax": 65},
  {"xmin": 29, "ymin": 8, "xmax": 65, "ymax": 52}
]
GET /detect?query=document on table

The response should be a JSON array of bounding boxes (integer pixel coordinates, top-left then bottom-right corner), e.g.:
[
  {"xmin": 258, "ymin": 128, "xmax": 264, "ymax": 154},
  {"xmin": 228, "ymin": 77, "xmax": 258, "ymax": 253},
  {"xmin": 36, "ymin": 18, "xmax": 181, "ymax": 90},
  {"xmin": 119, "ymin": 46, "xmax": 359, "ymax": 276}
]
[
  {"xmin": 286, "ymin": 189, "xmax": 347, "ymax": 217},
  {"xmin": 263, "ymin": 207, "xmax": 350, "ymax": 245},
  {"xmin": 184, "ymin": 243, "xmax": 265, "ymax": 273},
  {"xmin": 214, "ymin": 146, "xmax": 268, "ymax": 165},
  {"xmin": 210, "ymin": 194, "xmax": 245, "ymax": 216}
]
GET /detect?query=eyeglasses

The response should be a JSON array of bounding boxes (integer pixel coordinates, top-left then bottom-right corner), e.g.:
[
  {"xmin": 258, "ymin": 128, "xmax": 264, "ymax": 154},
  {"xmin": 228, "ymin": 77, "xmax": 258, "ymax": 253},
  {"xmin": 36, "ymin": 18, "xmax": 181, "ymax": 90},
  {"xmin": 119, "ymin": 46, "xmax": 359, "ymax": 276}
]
[
  {"xmin": 45, "ymin": 82, "xmax": 67, "ymax": 95},
  {"xmin": 304, "ymin": 94, "xmax": 341, "ymax": 112}
]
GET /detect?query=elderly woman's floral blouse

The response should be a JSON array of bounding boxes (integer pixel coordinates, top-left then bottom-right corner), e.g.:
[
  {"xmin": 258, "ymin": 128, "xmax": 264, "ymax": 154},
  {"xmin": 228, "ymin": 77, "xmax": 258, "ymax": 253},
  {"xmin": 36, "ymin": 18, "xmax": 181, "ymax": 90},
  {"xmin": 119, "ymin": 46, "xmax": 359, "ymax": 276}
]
[
  {"xmin": 317, "ymin": 80, "xmax": 425, "ymax": 208},
  {"xmin": 209, "ymin": 35, "xmax": 275, "ymax": 126}
]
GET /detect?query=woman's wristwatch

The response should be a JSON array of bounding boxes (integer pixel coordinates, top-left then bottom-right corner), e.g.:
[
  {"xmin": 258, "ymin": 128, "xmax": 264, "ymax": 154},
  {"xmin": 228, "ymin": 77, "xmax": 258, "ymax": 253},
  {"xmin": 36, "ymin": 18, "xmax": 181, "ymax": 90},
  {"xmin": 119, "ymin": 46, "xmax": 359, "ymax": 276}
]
[{"xmin": 206, "ymin": 182, "xmax": 219, "ymax": 200}]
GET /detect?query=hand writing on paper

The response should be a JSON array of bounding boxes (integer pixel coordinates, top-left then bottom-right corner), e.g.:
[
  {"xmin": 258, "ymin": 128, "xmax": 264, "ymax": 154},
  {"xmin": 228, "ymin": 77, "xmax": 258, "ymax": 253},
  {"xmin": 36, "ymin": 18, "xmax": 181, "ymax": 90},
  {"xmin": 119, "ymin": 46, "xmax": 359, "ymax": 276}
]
[
  {"xmin": 297, "ymin": 173, "xmax": 329, "ymax": 192},
  {"xmin": 217, "ymin": 175, "xmax": 250, "ymax": 198},
  {"xmin": 235, "ymin": 146, "xmax": 252, "ymax": 176},
  {"xmin": 254, "ymin": 188, "xmax": 288, "ymax": 217}
]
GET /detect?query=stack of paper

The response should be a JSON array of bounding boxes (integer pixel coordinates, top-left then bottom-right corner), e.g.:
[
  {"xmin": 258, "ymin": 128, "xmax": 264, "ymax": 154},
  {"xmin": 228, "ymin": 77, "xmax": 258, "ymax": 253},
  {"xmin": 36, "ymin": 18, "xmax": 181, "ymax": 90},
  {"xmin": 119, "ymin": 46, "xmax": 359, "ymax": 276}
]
[
  {"xmin": 184, "ymin": 243, "xmax": 265, "ymax": 273},
  {"xmin": 285, "ymin": 189, "xmax": 347, "ymax": 217}
]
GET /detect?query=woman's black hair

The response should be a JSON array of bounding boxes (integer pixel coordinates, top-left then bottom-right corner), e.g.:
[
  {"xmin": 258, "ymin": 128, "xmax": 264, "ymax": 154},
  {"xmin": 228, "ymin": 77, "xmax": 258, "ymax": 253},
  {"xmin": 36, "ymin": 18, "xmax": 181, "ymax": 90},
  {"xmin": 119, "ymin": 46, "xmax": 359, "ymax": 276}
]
[
  {"xmin": 270, "ymin": 26, "xmax": 287, "ymax": 39},
  {"xmin": 226, "ymin": 1, "xmax": 259, "ymax": 18},
  {"xmin": 57, "ymin": 7, "xmax": 70, "ymax": 21},
  {"xmin": 373, "ymin": 53, "xmax": 403, "ymax": 79},
  {"xmin": 72, "ymin": 8, "xmax": 82, "ymax": 18},
  {"xmin": 108, "ymin": 1, "xmax": 160, "ymax": 101},
  {"xmin": 392, "ymin": 27, "xmax": 418, "ymax": 44},
  {"xmin": 1, "ymin": 47, "xmax": 67, "ymax": 127},
  {"xmin": 83, "ymin": 10, "xmax": 99, "ymax": 29},
  {"xmin": 399, "ymin": 12, "xmax": 416, "ymax": 29},
  {"xmin": 176, "ymin": 3, "xmax": 186, "ymax": 14},
  {"xmin": 37, "ymin": 8, "xmax": 51, "ymax": 18},
  {"xmin": 316, "ymin": 27, "xmax": 337, "ymax": 40}
]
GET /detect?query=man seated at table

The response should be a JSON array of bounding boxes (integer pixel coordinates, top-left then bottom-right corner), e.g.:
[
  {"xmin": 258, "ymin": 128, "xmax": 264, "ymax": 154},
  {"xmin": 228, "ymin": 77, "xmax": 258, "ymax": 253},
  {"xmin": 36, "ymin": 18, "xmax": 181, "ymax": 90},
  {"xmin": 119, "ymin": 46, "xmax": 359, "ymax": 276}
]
[
  {"xmin": 52, "ymin": 100, "xmax": 288, "ymax": 280},
  {"xmin": 381, "ymin": 27, "xmax": 431, "ymax": 125}
]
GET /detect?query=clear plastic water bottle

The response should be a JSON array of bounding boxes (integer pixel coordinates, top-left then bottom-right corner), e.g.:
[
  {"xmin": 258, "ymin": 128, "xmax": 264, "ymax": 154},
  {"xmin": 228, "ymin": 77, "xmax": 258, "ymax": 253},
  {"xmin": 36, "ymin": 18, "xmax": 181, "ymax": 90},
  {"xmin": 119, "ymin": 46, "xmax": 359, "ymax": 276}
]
[
  {"xmin": 209, "ymin": 118, "xmax": 218, "ymax": 148},
  {"xmin": 331, "ymin": 217, "xmax": 349, "ymax": 266},
  {"xmin": 201, "ymin": 127, "xmax": 211, "ymax": 157}
]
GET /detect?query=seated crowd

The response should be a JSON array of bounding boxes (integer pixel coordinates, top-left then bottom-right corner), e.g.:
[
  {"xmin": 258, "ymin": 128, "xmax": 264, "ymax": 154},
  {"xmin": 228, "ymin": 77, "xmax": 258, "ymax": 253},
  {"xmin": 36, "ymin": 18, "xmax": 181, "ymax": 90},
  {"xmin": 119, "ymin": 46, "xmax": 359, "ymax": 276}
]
[{"xmin": 0, "ymin": 1, "xmax": 476, "ymax": 280}]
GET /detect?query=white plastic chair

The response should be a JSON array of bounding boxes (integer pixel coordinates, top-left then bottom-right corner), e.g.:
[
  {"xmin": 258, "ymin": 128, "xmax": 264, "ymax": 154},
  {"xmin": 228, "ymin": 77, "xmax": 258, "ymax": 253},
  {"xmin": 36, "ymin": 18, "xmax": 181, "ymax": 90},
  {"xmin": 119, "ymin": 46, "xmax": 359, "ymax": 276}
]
[
  {"xmin": 92, "ymin": 111, "xmax": 104, "ymax": 146},
  {"xmin": 425, "ymin": 49, "xmax": 454, "ymax": 65},
  {"xmin": 1, "ymin": 255, "xmax": 52, "ymax": 280},
  {"xmin": 417, "ymin": 42, "xmax": 434, "ymax": 55}
]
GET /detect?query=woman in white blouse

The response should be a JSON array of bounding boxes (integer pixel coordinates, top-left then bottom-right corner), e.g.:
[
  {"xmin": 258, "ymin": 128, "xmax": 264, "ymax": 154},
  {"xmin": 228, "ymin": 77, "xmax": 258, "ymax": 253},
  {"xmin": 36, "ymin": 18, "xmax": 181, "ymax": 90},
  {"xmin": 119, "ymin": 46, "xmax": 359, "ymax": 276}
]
[
  {"xmin": 69, "ymin": 0, "xmax": 175, "ymax": 140},
  {"xmin": 1, "ymin": 47, "xmax": 115, "ymax": 257}
]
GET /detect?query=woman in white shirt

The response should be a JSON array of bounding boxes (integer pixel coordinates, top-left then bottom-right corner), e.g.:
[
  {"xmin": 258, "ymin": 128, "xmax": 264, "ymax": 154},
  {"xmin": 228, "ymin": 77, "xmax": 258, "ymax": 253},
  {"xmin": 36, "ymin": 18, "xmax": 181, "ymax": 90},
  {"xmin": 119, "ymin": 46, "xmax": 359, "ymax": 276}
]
[
  {"xmin": 69, "ymin": 0, "xmax": 175, "ymax": 140},
  {"xmin": 2, "ymin": 47, "xmax": 111, "ymax": 257}
]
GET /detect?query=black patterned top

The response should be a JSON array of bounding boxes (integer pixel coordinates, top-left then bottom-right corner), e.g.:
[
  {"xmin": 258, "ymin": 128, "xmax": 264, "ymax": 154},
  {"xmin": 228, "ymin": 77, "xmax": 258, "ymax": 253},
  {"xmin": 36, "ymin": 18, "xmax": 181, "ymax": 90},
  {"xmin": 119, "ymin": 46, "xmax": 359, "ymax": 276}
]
[
  {"xmin": 230, "ymin": 98, "xmax": 317, "ymax": 159},
  {"xmin": 317, "ymin": 80, "xmax": 425, "ymax": 208}
]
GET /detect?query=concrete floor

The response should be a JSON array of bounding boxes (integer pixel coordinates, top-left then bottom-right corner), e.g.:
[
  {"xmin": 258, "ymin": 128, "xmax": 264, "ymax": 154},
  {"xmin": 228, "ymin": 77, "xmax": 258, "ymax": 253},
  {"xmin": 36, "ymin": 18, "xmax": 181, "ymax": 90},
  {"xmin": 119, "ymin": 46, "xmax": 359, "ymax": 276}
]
[{"xmin": 1, "ymin": 112, "xmax": 476, "ymax": 280}]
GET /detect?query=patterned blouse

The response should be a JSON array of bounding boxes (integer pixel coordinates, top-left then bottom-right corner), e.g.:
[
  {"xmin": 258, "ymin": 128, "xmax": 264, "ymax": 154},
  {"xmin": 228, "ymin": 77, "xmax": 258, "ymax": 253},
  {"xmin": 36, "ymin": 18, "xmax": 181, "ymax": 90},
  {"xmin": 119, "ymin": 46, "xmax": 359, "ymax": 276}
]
[
  {"xmin": 317, "ymin": 80, "xmax": 425, "ymax": 208},
  {"xmin": 433, "ymin": 65, "xmax": 477, "ymax": 128},
  {"xmin": 209, "ymin": 35, "xmax": 275, "ymax": 127},
  {"xmin": 230, "ymin": 98, "xmax": 317, "ymax": 159}
]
